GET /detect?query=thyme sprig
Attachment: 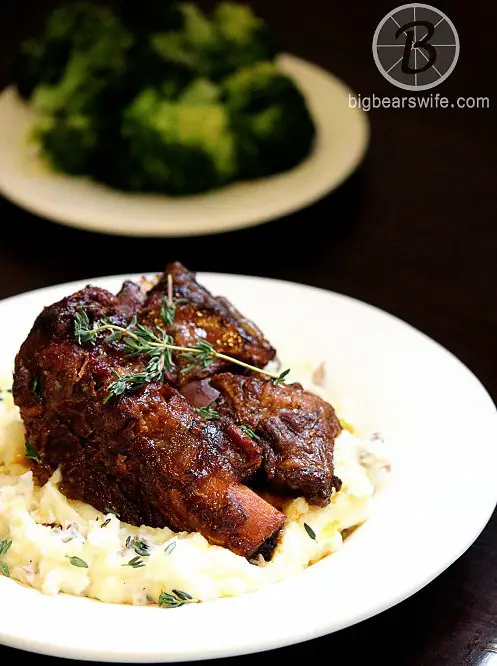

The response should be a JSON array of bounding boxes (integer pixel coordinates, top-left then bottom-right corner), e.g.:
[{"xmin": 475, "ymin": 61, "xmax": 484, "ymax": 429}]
[
  {"xmin": 160, "ymin": 299, "xmax": 176, "ymax": 327},
  {"xmin": 158, "ymin": 589, "xmax": 198, "ymax": 609},
  {"xmin": 126, "ymin": 537, "xmax": 150, "ymax": 558},
  {"xmin": 0, "ymin": 540, "xmax": 12, "ymax": 557},
  {"xmin": 123, "ymin": 556, "xmax": 145, "ymax": 569},
  {"xmin": 74, "ymin": 308, "xmax": 290, "ymax": 401},
  {"xmin": 194, "ymin": 406, "xmax": 219, "ymax": 420},
  {"xmin": 239, "ymin": 425, "xmax": 260, "ymax": 441}
]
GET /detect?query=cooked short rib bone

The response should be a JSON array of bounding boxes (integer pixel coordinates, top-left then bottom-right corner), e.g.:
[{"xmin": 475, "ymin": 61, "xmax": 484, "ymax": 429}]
[
  {"xmin": 211, "ymin": 374, "xmax": 343, "ymax": 506},
  {"xmin": 141, "ymin": 262, "xmax": 276, "ymax": 384},
  {"xmin": 13, "ymin": 286, "xmax": 284, "ymax": 557}
]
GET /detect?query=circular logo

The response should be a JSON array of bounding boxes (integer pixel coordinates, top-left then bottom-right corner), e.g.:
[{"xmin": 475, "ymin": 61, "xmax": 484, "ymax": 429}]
[{"xmin": 373, "ymin": 3, "xmax": 460, "ymax": 91}]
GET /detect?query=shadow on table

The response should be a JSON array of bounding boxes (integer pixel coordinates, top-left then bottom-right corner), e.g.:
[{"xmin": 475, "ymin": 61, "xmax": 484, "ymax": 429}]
[{"xmin": 0, "ymin": 163, "xmax": 368, "ymax": 299}]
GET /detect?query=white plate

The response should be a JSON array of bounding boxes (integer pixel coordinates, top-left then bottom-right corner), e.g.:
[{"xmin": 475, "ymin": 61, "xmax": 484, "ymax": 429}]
[
  {"xmin": 0, "ymin": 54, "xmax": 368, "ymax": 237},
  {"xmin": 0, "ymin": 274, "xmax": 495, "ymax": 662}
]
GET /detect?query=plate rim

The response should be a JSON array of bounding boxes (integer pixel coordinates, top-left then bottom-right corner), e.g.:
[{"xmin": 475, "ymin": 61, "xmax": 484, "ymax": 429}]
[
  {"xmin": 0, "ymin": 272, "xmax": 495, "ymax": 662},
  {"xmin": 0, "ymin": 53, "xmax": 370, "ymax": 237}
]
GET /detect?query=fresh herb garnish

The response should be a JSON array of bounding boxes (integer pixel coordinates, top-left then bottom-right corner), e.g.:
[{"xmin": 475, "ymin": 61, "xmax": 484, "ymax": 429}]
[
  {"xmin": 74, "ymin": 308, "xmax": 97, "ymax": 345},
  {"xmin": 194, "ymin": 406, "xmax": 219, "ymax": 420},
  {"xmin": 131, "ymin": 539, "xmax": 150, "ymax": 558},
  {"xmin": 31, "ymin": 377, "xmax": 42, "ymax": 402},
  {"xmin": 0, "ymin": 540, "xmax": 12, "ymax": 557},
  {"xmin": 160, "ymin": 273, "xmax": 176, "ymax": 327},
  {"xmin": 158, "ymin": 589, "xmax": 197, "ymax": 608},
  {"xmin": 164, "ymin": 542, "xmax": 176, "ymax": 555},
  {"xmin": 101, "ymin": 518, "xmax": 111, "ymax": 528},
  {"xmin": 67, "ymin": 556, "xmax": 88, "ymax": 568},
  {"xmin": 304, "ymin": 523, "xmax": 317, "ymax": 542},
  {"xmin": 25, "ymin": 442, "xmax": 41, "ymax": 463},
  {"xmin": 272, "ymin": 368, "xmax": 290, "ymax": 385},
  {"xmin": 179, "ymin": 338, "xmax": 215, "ymax": 374},
  {"xmin": 160, "ymin": 298, "xmax": 176, "ymax": 327},
  {"xmin": 74, "ymin": 309, "xmax": 290, "ymax": 402},
  {"xmin": 239, "ymin": 425, "xmax": 260, "ymax": 441},
  {"xmin": 125, "ymin": 536, "xmax": 150, "ymax": 557},
  {"xmin": 0, "ymin": 540, "xmax": 13, "ymax": 581},
  {"xmin": 123, "ymin": 556, "xmax": 145, "ymax": 569}
]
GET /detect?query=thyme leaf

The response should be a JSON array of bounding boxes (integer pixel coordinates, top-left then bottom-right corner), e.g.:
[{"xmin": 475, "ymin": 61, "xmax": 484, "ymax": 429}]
[
  {"xmin": 25, "ymin": 442, "xmax": 41, "ymax": 464},
  {"xmin": 67, "ymin": 556, "xmax": 88, "ymax": 568},
  {"xmin": 272, "ymin": 369, "xmax": 291, "ymax": 385},
  {"xmin": 0, "ymin": 562, "xmax": 10, "ymax": 577},
  {"xmin": 158, "ymin": 589, "xmax": 197, "ymax": 608},
  {"xmin": 304, "ymin": 523, "xmax": 317, "ymax": 542},
  {"xmin": 239, "ymin": 425, "xmax": 260, "ymax": 441},
  {"xmin": 123, "ymin": 556, "xmax": 145, "ymax": 569},
  {"xmin": 194, "ymin": 406, "xmax": 219, "ymax": 420},
  {"xmin": 0, "ymin": 540, "xmax": 12, "ymax": 557},
  {"xmin": 31, "ymin": 377, "xmax": 42, "ymax": 402},
  {"xmin": 160, "ymin": 298, "xmax": 176, "ymax": 327},
  {"xmin": 164, "ymin": 542, "xmax": 176, "ymax": 555}
]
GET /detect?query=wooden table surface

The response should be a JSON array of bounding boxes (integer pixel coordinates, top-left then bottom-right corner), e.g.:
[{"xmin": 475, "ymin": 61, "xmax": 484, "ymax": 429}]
[{"xmin": 0, "ymin": 1, "xmax": 495, "ymax": 664}]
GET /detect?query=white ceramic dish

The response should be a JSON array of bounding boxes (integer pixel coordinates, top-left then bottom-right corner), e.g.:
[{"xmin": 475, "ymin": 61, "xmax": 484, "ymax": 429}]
[
  {"xmin": 0, "ymin": 54, "xmax": 369, "ymax": 237},
  {"xmin": 0, "ymin": 273, "xmax": 495, "ymax": 662}
]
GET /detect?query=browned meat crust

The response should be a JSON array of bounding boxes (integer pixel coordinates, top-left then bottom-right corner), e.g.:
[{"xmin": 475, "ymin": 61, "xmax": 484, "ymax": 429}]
[
  {"xmin": 141, "ymin": 262, "xmax": 276, "ymax": 384},
  {"xmin": 116, "ymin": 280, "xmax": 147, "ymax": 315},
  {"xmin": 13, "ymin": 285, "xmax": 284, "ymax": 557},
  {"xmin": 211, "ymin": 374, "xmax": 343, "ymax": 506}
]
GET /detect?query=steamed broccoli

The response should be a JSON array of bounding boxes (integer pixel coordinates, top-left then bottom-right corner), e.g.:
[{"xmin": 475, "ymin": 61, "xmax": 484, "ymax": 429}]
[
  {"xmin": 212, "ymin": 3, "xmax": 276, "ymax": 72},
  {"xmin": 150, "ymin": 2, "xmax": 275, "ymax": 80},
  {"xmin": 15, "ymin": 3, "xmax": 133, "ymax": 114},
  {"xmin": 223, "ymin": 62, "xmax": 316, "ymax": 178},
  {"xmin": 121, "ymin": 87, "xmax": 237, "ymax": 195},
  {"xmin": 12, "ymin": 3, "xmax": 102, "ymax": 100},
  {"xmin": 34, "ymin": 114, "xmax": 99, "ymax": 175},
  {"xmin": 13, "ymin": 1, "xmax": 316, "ymax": 196}
]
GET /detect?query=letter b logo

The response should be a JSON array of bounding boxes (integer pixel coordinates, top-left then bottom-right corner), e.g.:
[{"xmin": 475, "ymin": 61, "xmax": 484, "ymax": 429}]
[{"xmin": 373, "ymin": 4, "xmax": 459, "ymax": 91}]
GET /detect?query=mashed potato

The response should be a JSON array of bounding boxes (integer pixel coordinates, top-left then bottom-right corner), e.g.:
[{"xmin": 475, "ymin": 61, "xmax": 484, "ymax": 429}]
[{"xmin": 0, "ymin": 365, "xmax": 388, "ymax": 606}]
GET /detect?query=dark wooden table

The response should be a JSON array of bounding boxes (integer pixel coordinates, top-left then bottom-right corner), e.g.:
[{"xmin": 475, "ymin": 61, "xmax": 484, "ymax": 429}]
[{"xmin": 0, "ymin": 1, "xmax": 496, "ymax": 664}]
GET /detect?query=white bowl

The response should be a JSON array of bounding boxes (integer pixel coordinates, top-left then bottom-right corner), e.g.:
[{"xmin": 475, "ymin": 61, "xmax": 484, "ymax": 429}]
[
  {"xmin": 0, "ymin": 273, "xmax": 495, "ymax": 662},
  {"xmin": 0, "ymin": 54, "xmax": 369, "ymax": 237}
]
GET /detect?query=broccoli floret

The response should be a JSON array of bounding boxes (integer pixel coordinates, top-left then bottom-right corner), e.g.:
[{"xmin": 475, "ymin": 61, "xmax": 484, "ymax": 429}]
[
  {"xmin": 12, "ymin": 3, "xmax": 103, "ymax": 100},
  {"xmin": 223, "ymin": 61, "xmax": 316, "ymax": 178},
  {"xmin": 12, "ymin": 38, "xmax": 67, "ymax": 101},
  {"xmin": 178, "ymin": 78, "xmax": 221, "ymax": 104},
  {"xmin": 15, "ymin": 3, "xmax": 133, "ymax": 114},
  {"xmin": 150, "ymin": 2, "xmax": 275, "ymax": 80},
  {"xmin": 121, "ymin": 87, "xmax": 237, "ymax": 195},
  {"xmin": 34, "ymin": 114, "xmax": 99, "ymax": 175},
  {"xmin": 150, "ymin": 4, "xmax": 217, "ymax": 77},
  {"xmin": 212, "ymin": 3, "xmax": 276, "ymax": 72}
]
